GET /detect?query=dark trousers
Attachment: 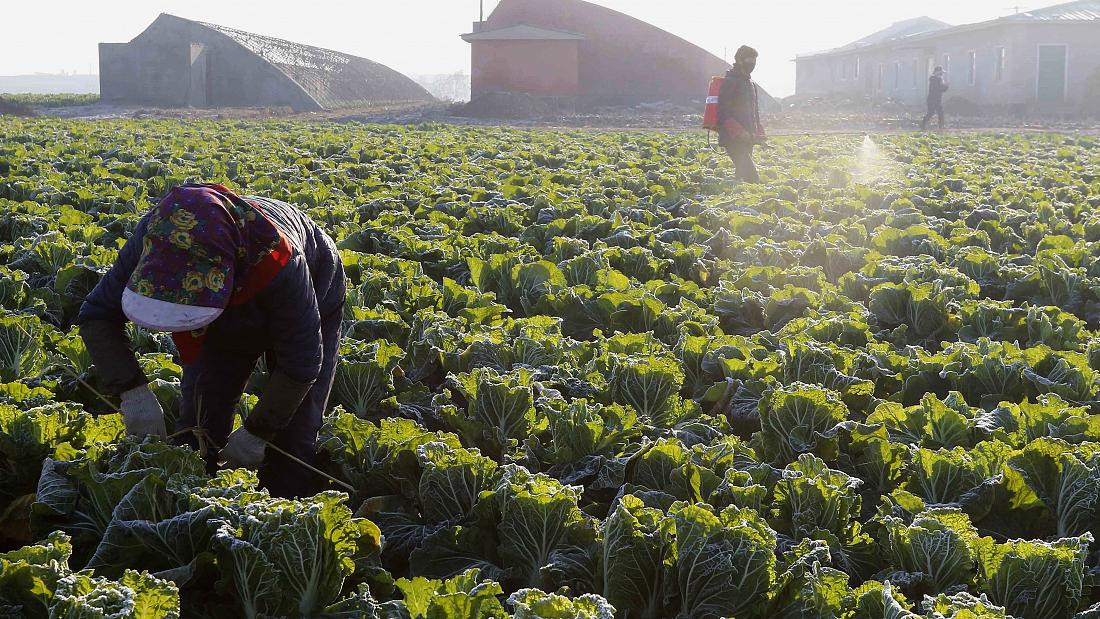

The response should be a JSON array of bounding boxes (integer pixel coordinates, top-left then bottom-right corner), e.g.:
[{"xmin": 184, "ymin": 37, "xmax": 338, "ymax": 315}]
[
  {"xmin": 175, "ymin": 307, "xmax": 343, "ymax": 498},
  {"xmin": 922, "ymin": 99, "xmax": 945, "ymax": 129},
  {"xmin": 724, "ymin": 142, "xmax": 760, "ymax": 183}
]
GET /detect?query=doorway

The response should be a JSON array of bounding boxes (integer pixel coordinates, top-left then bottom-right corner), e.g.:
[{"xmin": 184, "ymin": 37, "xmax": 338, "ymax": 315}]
[
  {"xmin": 188, "ymin": 43, "xmax": 209, "ymax": 107},
  {"xmin": 1036, "ymin": 44, "xmax": 1067, "ymax": 107}
]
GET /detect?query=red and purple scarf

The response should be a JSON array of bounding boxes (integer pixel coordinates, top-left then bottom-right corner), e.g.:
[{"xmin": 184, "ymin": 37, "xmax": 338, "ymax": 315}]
[{"xmin": 127, "ymin": 183, "xmax": 292, "ymax": 362}]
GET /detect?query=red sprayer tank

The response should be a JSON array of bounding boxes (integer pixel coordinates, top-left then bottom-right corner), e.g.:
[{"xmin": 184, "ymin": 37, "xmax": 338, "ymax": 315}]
[{"xmin": 702, "ymin": 76, "xmax": 723, "ymax": 131}]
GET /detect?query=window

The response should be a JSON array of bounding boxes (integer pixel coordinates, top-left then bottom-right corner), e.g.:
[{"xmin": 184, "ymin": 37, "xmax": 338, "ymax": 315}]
[
  {"xmin": 878, "ymin": 64, "xmax": 885, "ymax": 91},
  {"xmin": 912, "ymin": 60, "xmax": 918, "ymax": 87},
  {"xmin": 967, "ymin": 51, "xmax": 976, "ymax": 85},
  {"xmin": 943, "ymin": 53, "xmax": 951, "ymax": 76},
  {"xmin": 894, "ymin": 61, "xmax": 901, "ymax": 89},
  {"xmin": 855, "ymin": 57, "xmax": 861, "ymax": 80},
  {"xmin": 842, "ymin": 61, "xmax": 848, "ymax": 80},
  {"xmin": 995, "ymin": 47, "xmax": 1006, "ymax": 81}
]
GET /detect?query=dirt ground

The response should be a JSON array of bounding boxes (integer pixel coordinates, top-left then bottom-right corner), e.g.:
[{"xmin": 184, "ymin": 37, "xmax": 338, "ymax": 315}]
[
  {"xmin": 19, "ymin": 100, "xmax": 1100, "ymax": 136},
  {"xmin": 0, "ymin": 100, "xmax": 34, "ymax": 117},
  {"xmin": 33, "ymin": 100, "xmax": 440, "ymax": 121}
]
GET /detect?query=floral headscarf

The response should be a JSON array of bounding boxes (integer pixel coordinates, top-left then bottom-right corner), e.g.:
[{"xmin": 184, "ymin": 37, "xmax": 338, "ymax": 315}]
[{"xmin": 127, "ymin": 183, "xmax": 290, "ymax": 310}]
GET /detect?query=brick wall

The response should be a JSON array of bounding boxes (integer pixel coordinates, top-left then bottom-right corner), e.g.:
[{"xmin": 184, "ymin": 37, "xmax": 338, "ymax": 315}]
[
  {"xmin": 471, "ymin": 40, "xmax": 580, "ymax": 97},
  {"xmin": 485, "ymin": 0, "xmax": 730, "ymax": 104}
]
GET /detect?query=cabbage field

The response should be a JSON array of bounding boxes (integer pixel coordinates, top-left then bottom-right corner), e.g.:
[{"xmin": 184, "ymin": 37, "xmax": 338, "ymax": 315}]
[{"xmin": 2, "ymin": 118, "xmax": 1100, "ymax": 618}]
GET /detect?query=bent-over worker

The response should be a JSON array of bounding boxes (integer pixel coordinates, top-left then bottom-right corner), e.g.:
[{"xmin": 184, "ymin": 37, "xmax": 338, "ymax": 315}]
[
  {"xmin": 79, "ymin": 183, "xmax": 345, "ymax": 498},
  {"xmin": 718, "ymin": 45, "xmax": 767, "ymax": 183}
]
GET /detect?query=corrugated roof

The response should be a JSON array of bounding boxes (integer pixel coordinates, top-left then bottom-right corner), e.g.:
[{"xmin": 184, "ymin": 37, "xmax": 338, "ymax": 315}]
[
  {"xmin": 177, "ymin": 15, "xmax": 433, "ymax": 107},
  {"xmin": 844, "ymin": 17, "xmax": 952, "ymax": 49},
  {"xmin": 199, "ymin": 19, "xmax": 357, "ymax": 69},
  {"xmin": 1006, "ymin": 0, "xmax": 1100, "ymax": 20},
  {"xmin": 461, "ymin": 24, "xmax": 585, "ymax": 41},
  {"xmin": 798, "ymin": 16, "xmax": 951, "ymax": 58},
  {"xmin": 798, "ymin": 0, "xmax": 1100, "ymax": 60}
]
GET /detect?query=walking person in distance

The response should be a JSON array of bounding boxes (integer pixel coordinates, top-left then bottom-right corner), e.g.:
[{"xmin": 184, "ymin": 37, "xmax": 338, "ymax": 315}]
[{"xmin": 922, "ymin": 66, "xmax": 949, "ymax": 130}]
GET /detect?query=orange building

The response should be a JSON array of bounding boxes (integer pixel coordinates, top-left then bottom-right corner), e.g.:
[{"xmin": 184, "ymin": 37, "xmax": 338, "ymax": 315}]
[
  {"xmin": 461, "ymin": 0, "xmax": 732, "ymax": 105},
  {"xmin": 461, "ymin": 24, "xmax": 584, "ymax": 98}
]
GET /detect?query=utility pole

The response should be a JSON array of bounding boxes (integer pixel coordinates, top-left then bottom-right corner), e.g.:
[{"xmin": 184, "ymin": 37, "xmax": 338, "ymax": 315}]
[{"xmin": 480, "ymin": 0, "xmax": 484, "ymax": 22}]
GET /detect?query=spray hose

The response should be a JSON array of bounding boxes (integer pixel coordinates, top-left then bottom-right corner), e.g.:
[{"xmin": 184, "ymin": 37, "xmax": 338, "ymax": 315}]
[{"xmin": 704, "ymin": 129, "xmax": 872, "ymax": 152}]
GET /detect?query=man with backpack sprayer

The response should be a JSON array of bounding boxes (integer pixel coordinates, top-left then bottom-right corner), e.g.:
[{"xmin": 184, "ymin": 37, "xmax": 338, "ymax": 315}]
[{"xmin": 718, "ymin": 45, "xmax": 767, "ymax": 183}]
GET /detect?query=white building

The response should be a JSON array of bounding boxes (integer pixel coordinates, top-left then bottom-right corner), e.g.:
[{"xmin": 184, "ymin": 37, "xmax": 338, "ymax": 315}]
[{"xmin": 794, "ymin": 0, "xmax": 1100, "ymax": 116}]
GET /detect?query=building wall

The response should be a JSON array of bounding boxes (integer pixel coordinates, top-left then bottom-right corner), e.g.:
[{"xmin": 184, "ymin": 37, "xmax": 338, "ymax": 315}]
[
  {"xmin": 101, "ymin": 14, "xmax": 433, "ymax": 111},
  {"xmin": 909, "ymin": 23, "xmax": 1025, "ymax": 110},
  {"xmin": 929, "ymin": 23, "xmax": 1100, "ymax": 113},
  {"xmin": 796, "ymin": 21, "xmax": 1100, "ymax": 115},
  {"xmin": 797, "ymin": 47, "xmax": 939, "ymax": 104},
  {"xmin": 101, "ymin": 16, "xmax": 319, "ymax": 110},
  {"xmin": 485, "ymin": 0, "xmax": 730, "ymax": 104},
  {"xmin": 99, "ymin": 41, "xmax": 192, "ymax": 106},
  {"xmin": 470, "ymin": 40, "xmax": 579, "ymax": 98},
  {"xmin": 795, "ymin": 54, "xmax": 874, "ymax": 99},
  {"xmin": 128, "ymin": 15, "xmax": 319, "ymax": 110},
  {"xmin": 873, "ymin": 47, "xmax": 931, "ymax": 105},
  {"xmin": 1017, "ymin": 23, "xmax": 1100, "ymax": 113}
]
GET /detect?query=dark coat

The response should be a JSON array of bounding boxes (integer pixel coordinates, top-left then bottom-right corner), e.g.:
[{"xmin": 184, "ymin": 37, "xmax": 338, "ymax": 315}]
[
  {"xmin": 717, "ymin": 67, "xmax": 763, "ymax": 146},
  {"xmin": 928, "ymin": 75, "xmax": 949, "ymax": 103},
  {"xmin": 79, "ymin": 195, "xmax": 345, "ymax": 393}
]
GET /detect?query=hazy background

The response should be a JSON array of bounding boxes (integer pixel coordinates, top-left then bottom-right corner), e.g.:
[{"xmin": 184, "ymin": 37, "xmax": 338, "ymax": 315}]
[{"xmin": 0, "ymin": 0, "xmax": 1055, "ymax": 97}]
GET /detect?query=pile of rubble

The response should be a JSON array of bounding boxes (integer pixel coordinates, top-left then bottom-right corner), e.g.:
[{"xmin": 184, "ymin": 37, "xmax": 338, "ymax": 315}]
[{"xmin": 0, "ymin": 99, "xmax": 34, "ymax": 117}]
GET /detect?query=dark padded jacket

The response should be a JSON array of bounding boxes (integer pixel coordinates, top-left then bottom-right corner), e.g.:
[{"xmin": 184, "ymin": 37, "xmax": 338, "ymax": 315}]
[
  {"xmin": 717, "ymin": 67, "xmax": 763, "ymax": 147},
  {"xmin": 928, "ymin": 75, "xmax": 949, "ymax": 103},
  {"xmin": 78, "ymin": 195, "xmax": 345, "ymax": 394}
]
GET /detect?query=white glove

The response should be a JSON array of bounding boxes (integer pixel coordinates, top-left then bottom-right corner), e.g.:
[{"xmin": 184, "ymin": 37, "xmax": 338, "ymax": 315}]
[
  {"xmin": 219, "ymin": 427, "xmax": 268, "ymax": 470},
  {"xmin": 119, "ymin": 385, "xmax": 167, "ymax": 438}
]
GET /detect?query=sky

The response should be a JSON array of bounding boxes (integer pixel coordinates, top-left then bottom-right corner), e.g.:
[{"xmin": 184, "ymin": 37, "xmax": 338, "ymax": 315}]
[{"xmin": 0, "ymin": 0, "xmax": 1058, "ymax": 97}]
